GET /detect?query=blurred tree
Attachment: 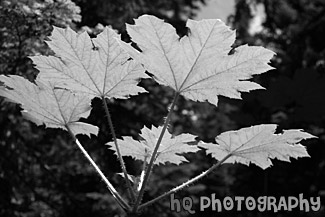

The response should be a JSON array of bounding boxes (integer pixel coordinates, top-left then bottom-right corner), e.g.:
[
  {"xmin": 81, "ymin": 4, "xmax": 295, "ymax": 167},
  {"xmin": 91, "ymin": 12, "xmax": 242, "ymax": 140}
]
[
  {"xmin": 227, "ymin": 1, "xmax": 325, "ymax": 216},
  {"xmin": 0, "ymin": 1, "xmax": 112, "ymax": 217},
  {"xmin": 4, "ymin": 0, "xmax": 324, "ymax": 216},
  {"xmin": 73, "ymin": 0, "xmax": 205, "ymax": 35},
  {"xmin": 1, "ymin": 0, "xmax": 230, "ymax": 217}
]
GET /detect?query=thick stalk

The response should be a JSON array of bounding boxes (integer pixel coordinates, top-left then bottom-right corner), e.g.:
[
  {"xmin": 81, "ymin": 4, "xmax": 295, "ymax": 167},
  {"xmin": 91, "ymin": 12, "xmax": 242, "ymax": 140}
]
[
  {"xmin": 132, "ymin": 92, "xmax": 180, "ymax": 212},
  {"xmin": 65, "ymin": 125, "xmax": 130, "ymax": 211},
  {"xmin": 138, "ymin": 153, "xmax": 232, "ymax": 210},
  {"xmin": 102, "ymin": 97, "xmax": 135, "ymax": 201}
]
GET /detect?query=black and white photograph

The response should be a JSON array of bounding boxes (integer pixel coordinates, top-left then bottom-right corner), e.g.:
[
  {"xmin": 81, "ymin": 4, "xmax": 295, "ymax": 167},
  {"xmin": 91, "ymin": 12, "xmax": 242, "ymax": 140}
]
[{"xmin": 0, "ymin": 0, "xmax": 324, "ymax": 216}]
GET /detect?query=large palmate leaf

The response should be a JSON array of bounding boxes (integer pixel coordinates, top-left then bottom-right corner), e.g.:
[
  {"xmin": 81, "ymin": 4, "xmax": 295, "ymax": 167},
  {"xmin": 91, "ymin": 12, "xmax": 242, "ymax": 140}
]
[
  {"xmin": 120, "ymin": 15, "xmax": 275, "ymax": 106},
  {"xmin": 0, "ymin": 75, "xmax": 98, "ymax": 136},
  {"xmin": 33, "ymin": 26, "xmax": 149, "ymax": 99},
  {"xmin": 107, "ymin": 125, "xmax": 199, "ymax": 165},
  {"xmin": 199, "ymin": 124, "xmax": 315, "ymax": 169}
]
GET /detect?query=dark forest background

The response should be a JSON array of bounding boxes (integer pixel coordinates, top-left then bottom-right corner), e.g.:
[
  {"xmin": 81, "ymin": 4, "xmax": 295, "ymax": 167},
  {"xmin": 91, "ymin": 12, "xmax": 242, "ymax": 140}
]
[{"xmin": 0, "ymin": 0, "xmax": 324, "ymax": 216}]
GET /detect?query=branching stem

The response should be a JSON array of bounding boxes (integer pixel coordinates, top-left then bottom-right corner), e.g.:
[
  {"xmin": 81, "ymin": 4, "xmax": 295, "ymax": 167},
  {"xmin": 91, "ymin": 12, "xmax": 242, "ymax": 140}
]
[
  {"xmin": 138, "ymin": 153, "xmax": 232, "ymax": 210},
  {"xmin": 101, "ymin": 97, "xmax": 135, "ymax": 201},
  {"xmin": 132, "ymin": 92, "xmax": 180, "ymax": 212},
  {"xmin": 65, "ymin": 124, "xmax": 130, "ymax": 211}
]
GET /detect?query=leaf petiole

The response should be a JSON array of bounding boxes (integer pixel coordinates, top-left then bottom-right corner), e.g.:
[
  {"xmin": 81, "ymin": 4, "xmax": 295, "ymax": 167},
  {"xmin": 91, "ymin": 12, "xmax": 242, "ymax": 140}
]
[
  {"xmin": 132, "ymin": 92, "xmax": 180, "ymax": 212},
  {"xmin": 101, "ymin": 97, "xmax": 136, "ymax": 201},
  {"xmin": 138, "ymin": 153, "xmax": 232, "ymax": 210},
  {"xmin": 65, "ymin": 124, "xmax": 131, "ymax": 211}
]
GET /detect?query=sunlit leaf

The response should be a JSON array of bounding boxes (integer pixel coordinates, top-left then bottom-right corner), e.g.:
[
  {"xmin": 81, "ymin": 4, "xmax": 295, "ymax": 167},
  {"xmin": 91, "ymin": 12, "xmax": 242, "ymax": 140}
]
[
  {"xmin": 120, "ymin": 15, "xmax": 275, "ymax": 106},
  {"xmin": 32, "ymin": 26, "xmax": 149, "ymax": 99},
  {"xmin": 107, "ymin": 125, "xmax": 199, "ymax": 165},
  {"xmin": 199, "ymin": 124, "xmax": 315, "ymax": 169},
  {"xmin": 0, "ymin": 75, "xmax": 98, "ymax": 136}
]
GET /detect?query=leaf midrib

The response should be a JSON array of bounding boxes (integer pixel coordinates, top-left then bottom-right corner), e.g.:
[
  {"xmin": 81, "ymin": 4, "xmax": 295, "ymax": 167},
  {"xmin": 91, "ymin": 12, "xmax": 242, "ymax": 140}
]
[
  {"xmin": 149, "ymin": 18, "xmax": 178, "ymax": 90},
  {"xmin": 178, "ymin": 21, "xmax": 218, "ymax": 92},
  {"xmin": 58, "ymin": 30, "xmax": 102, "ymax": 96}
]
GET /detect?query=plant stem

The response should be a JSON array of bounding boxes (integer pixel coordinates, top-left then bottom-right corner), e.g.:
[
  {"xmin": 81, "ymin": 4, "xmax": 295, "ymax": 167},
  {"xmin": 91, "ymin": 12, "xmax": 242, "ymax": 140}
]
[
  {"xmin": 65, "ymin": 124, "xmax": 130, "ymax": 211},
  {"xmin": 132, "ymin": 92, "xmax": 180, "ymax": 212},
  {"xmin": 138, "ymin": 153, "xmax": 232, "ymax": 210},
  {"xmin": 101, "ymin": 97, "xmax": 135, "ymax": 201}
]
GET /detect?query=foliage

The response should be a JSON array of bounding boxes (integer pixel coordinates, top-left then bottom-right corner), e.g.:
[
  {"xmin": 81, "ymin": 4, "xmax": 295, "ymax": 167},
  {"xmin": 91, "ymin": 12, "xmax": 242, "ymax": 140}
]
[
  {"xmin": 0, "ymin": 1, "xmax": 108, "ymax": 217},
  {"xmin": 34, "ymin": 26, "xmax": 149, "ymax": 99},
  {"xmin": 227, "ymin": 1, "xmax": 325, "ymax": 216},
  {"xmin": 0, "ymin": 0, "xmax": 81, "ymax": 78},
  {"xmin": 231, "ymin": 0, "xmax": 325, "ymax": 124},
  {"xmin": 120, "ymin": 15, "xmax": 274, "ymax": 106},
  {"xmin": 1, "ymin": 0, "xmax": 324, "ymax": 216},
  {"xmin": 0, "ymin": 75, "xmax": 98, "ymax": 136},
  {"xmin": 0, "ymin": 13, "xmax": 316, "ymax": 216},
  {"xmin": 200, "ymin": 124, "xmax": 314, "ymax": 169},
  {"xmin": 0, "ymin": 1, "xmax": 215, "ymax": 217},
  {"xmin": 108, "ymin": 125, "xmax": 199, "ymax": 165},
  {"xmin": 73, "ymin": 0, "xmax": 206, "ymax": 33}
]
